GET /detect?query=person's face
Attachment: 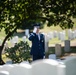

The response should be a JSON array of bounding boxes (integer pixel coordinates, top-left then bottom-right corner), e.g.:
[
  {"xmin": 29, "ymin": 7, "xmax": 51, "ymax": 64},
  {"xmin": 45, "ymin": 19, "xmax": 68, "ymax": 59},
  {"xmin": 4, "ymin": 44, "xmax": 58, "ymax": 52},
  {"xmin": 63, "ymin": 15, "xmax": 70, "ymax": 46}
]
[{"xmin": 36, "ymin": 28, "xmax": 39, "ymax": 33}]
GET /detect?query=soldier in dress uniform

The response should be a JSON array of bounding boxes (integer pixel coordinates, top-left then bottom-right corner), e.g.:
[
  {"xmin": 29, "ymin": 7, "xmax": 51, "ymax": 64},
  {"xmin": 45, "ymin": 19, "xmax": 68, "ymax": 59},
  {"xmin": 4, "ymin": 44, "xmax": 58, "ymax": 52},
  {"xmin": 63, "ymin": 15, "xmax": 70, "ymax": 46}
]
[{"xmin": 29, "ymin": 23, "xmax": 45, "ymax": 61}]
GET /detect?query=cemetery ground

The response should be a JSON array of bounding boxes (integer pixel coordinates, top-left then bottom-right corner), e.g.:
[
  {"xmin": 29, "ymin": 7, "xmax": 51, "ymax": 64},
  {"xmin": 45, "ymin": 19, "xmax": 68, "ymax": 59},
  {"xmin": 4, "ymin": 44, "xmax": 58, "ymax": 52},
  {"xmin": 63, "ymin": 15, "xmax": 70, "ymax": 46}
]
[
  {"xmin": 2, "ymin": 37, "xmax": 76, "ymax": 63},
  {"xmin": 0, "ymin": 25, "xmax": 76, "ymax": 63}
]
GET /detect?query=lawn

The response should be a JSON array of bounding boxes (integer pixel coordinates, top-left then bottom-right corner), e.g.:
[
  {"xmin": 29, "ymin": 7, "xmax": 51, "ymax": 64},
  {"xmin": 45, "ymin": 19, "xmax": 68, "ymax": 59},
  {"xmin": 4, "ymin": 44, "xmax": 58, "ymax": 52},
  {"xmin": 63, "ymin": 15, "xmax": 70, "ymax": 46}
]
[
  {"xmin": 1, "ymin": 22, "xmax": 76, "ymax": 63},
  {"xmin": 0, "ymin": 24, "xmax": 76, "ymax": 45}
]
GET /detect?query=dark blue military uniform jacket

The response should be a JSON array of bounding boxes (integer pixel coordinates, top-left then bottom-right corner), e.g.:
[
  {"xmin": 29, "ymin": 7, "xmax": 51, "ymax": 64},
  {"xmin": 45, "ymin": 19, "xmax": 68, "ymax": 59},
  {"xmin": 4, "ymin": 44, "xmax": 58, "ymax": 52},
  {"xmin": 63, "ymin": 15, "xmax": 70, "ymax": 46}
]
[{"xmin": 29, "ymin": 33, "xmax": 45, "ymax": 56}]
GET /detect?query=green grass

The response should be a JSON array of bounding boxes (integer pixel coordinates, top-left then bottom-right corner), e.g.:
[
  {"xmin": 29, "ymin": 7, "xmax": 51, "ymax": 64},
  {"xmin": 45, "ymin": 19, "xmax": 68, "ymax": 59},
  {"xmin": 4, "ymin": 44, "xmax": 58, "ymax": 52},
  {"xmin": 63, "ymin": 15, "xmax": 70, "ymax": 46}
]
[
  {"xmin": 0, "ymin": 30, "xmax": 6, "ymax": 40},
  {"xmin": 2, "ymin": 54, "xmax": 7, "ymax": 62},
  {"xmin": 40, "ymin": 25, "xmax": 63, "ymax": 33},
  {"xmin": 0, "ymin": 25, "xmax": 76, "ymax": 45},
  {"xmin": 1, "ymin": 24, "xmax": 76, "ymax": 62}
]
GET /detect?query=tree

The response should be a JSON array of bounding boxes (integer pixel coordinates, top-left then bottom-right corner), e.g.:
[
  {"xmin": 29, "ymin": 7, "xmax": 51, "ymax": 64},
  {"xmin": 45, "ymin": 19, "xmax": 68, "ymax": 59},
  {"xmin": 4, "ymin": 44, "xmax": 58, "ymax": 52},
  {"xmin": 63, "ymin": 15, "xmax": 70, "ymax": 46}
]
[
  {"xmin": 21, "ymin": 0, "xmax": 76, "ymax": 29},
  {"xmin": 0, "ymin": 0, "xmax": 42, "ymax": 64},
  {"xmin": 39, "ymin": 0, "xmax": 76, "ymax": 29},
  {"xmin": 0, "ymin": 0, "xmax": 76, "ymax": 64}
]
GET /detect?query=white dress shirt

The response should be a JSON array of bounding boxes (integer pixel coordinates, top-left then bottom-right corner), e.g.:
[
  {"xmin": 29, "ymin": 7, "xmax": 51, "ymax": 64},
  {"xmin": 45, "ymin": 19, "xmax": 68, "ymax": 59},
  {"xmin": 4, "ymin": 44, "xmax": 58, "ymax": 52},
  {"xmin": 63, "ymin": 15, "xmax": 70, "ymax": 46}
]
[{"xmin": 37, "ymin": 33, "xmax": 40, "ymax": 40}]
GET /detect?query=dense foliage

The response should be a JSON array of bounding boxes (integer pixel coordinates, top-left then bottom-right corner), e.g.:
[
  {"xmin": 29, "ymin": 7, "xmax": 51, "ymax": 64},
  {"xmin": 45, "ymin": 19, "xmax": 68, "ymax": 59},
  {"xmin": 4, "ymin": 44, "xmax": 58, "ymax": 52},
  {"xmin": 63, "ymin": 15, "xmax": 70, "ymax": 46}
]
[
  {"xmin": 40, "ymin": 0, "xmax": 76, "ymax": 29},
  {"xmin": 5, "ymin": 41, "xmax": 31, "ymax": 64},
  {"xmin": 0, "ymin": 0, "xmax": 76, "ymax": 32}
]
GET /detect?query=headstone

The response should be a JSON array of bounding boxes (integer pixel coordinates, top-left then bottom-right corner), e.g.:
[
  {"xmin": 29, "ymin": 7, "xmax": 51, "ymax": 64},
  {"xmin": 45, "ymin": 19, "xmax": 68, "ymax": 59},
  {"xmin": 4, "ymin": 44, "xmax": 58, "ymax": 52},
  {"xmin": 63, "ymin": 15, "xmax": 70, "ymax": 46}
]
[
  {"xmin": 55, "ymin": 44, "xmax": 62, "ymax": 57},
  {"xmin": 25, "ymin": 29, "xmax": 29, "ymax": 38},
  {"xmin": 6, "ymin": 60, "xmax": 12, "ymax": 64},
  {"xmin": 57, "ymin": 64, "xmax": 66, "ymax": 75},
  {"xmin": 0, "ymin": 71, "xmax": 9, "ymax": 75},
  {"xmin": 48, "ymin": 54, "xmax": 56, "ymax": 60},
  {"xmin": 11, "ymin": 36, "xmax": 19, "ymax": 44},
  {"xmin": 68, "ymin": 29, "xmax": 73, "ymax": 40},
  {"xmin": 31, "ymin": 59, "xmax": 59, "ymax": 75},
  {"xmin": 61, "ymin": 31, "xmax": 65, "ymax": 41},
  {"xmin": 31, "ymin": 59, "xmax": 66, "ymax": 75},
  {"xmin": 58, "ymin": 32, "xmax": 62, "ymax": 40},
  {"xmin": 0, "ymin": 64, "xmax": 14, "ymax": 71},
  {"xmin": 9, "ymin": 64, "xmax": 31, "ymax": 75},
  {"xmin": 53, "ymin": 31, "xmax": 58, "ymax": 38},
  {"xmin": 47, "ymin": 32, "xmax": 54, "ymax": 39},
  {"xmin": 63, "ymin": 56, "xmax": 76, "ymax": 75},
  {"xmin": 10, "ymin": 36, "xmax": 18, "ymax": 47},
  {"xmin": 2, "ymin": 41, "xmax": 9, "ymax": 54},
  {"xmin": 4, "ymin": 41, "xmax": 8, "ymax": 48},
  {"xmin": 58, "ymin": 31, "xmax": 66, "ymax": 41},
  {"xmin": 72, "ymin": 31, "xmax": 75, "ymax": 40},
  {"xmin": 0, "ymin": 66, "xmax": 3, "ymax": 70},
  {"xmin": 14, "ymin": 36, "xmax": 19, "ymax": 43},
  {"xmin": 22, "ymin": 36, "xmax": 26, "ymax": 42},
  {"xmin": 64, "ymin": 40, "xmax": 70, "ymax": 52},
  {"xmin": 44, "ymin": 34, "xmax": 49, "ymax": 52},
  {"xmin": 20, "ymin": 60, "xmax": 29, "ymax": 64},
  {"xmin": 10, "ymin": 38, "xmax": 15, "ymax": 47},
  {"xmin": 74, "ymin": 30, "xmax": 76, "ymax": 38}
]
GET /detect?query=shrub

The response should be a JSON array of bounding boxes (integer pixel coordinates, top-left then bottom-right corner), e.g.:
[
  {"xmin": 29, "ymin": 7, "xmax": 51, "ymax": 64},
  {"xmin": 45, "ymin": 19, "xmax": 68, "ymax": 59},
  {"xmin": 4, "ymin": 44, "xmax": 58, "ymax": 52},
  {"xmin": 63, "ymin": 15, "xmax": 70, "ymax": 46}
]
[{"xmin": 5, "ymin": 41, "xmax": 31, "ymax": 64}]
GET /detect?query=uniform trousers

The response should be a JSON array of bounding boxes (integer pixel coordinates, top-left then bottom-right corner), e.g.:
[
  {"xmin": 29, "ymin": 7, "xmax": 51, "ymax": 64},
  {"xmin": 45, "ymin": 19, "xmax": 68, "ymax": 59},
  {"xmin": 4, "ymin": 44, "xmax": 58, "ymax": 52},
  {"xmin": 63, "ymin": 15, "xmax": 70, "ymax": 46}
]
[{"xmin": 33, "ymin": 54, "xmax": 44, "ymax": 61}]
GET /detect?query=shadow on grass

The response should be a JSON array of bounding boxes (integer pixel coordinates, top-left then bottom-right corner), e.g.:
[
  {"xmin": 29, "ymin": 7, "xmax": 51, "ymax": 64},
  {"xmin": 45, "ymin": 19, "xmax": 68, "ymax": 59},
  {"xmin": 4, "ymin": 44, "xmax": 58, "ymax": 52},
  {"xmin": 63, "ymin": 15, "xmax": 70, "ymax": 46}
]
[
  {"xmin": 45, "ymin": 46, "xmax": 76, "ymax": 58},
  {"xmin": 13, "ymin": 32, "xmax": 25, "ymax": 38}
]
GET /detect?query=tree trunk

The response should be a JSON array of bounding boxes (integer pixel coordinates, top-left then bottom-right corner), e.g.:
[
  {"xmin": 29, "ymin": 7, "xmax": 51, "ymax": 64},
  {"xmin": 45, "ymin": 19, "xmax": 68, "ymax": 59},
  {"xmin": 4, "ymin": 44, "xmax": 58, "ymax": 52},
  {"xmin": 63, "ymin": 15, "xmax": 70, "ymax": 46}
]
[
  {"xmin": 0, "ymin": 34, "xmax": 10, "ymax": 65},
  {"xmin": 0, "ymin": 46, "xmax": 5, "ymax": 65},
  {"xmin": 0, "ymin": 26, "xmax": 18, "ymax": 65}
]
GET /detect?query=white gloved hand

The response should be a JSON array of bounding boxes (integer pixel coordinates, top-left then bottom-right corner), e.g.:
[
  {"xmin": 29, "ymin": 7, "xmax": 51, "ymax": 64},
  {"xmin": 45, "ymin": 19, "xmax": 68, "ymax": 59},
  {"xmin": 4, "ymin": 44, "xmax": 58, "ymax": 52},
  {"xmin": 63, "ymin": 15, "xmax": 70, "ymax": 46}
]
[{"xmin": 33, "ymin": 27, "xmax": 37, "ymax": 33}]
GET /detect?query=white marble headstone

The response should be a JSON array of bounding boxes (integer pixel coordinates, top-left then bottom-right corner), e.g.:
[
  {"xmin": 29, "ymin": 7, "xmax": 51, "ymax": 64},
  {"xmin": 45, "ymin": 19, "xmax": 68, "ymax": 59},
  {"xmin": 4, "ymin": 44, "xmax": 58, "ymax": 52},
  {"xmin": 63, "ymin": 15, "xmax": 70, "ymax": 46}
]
[
  {"xmin": 48, "ymin": 54, "xmax": 56, "ymax": 60},
  {"xmin": 25, "ymin": 29, "xmax": 29, "ymax": 37},
  {"xmin": 0, "ymin": 71, "xmax": 9, "ymax": 75}
]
